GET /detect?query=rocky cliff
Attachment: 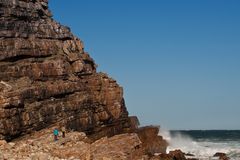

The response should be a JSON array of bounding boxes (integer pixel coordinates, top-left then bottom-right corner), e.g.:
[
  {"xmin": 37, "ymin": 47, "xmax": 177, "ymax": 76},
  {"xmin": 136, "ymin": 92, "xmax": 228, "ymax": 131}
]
[
  {"xmin": 0, "ymin": 1, "xmax": 169, "ymax": 159},
  {"xmin": 0, "ymin": 0, "xmax": 132, "ymax": 141}
]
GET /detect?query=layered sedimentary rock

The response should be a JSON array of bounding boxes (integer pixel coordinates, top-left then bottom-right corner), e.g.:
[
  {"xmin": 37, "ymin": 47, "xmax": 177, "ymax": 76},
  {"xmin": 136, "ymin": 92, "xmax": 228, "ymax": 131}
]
[
  {"xmin": 0, "ymin": 2, "xmax": 168, "ymax": 157},
  {"xmin": 0, "ymin": 0, "xmax": 132, "ymax": 141}
]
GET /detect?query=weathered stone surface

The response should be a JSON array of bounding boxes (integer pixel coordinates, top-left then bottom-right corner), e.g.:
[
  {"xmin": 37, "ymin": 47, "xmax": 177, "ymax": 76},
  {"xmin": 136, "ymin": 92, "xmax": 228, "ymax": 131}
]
[
  {"xmin": 136, "ymin": 126, "xmax": 168, "ymax": 155},
  {"xmin": 0, "ymin": 127, "xmax": 146, "ymax": 160},
  {"xmin": 0, "ymin": 0, "xmax": 132, "ymax": 141},
  {"xmin": 0, "ymin": 1, "xmax": 169, "ymax": 158}
]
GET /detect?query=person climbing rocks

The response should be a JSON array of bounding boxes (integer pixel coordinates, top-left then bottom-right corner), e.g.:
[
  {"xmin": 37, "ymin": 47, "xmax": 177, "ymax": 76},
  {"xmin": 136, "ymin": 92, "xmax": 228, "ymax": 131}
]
[
  {"xmin": 53, "ymin": 128, "xmax": 59, "ymax": 141},
  {"xmin": 61, "ymin": 126, "xmax": 66, "ymax": 138}
]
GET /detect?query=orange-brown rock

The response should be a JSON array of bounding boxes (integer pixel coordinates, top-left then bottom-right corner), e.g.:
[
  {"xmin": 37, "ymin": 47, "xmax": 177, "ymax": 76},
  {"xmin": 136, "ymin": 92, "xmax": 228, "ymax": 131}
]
[
  {"xmin": 0, "ymin": 127, "xmax": 145, "ymax": 160},
  {"xmin": 0, "ymin": 0, "xmax": 133, "ymax": 141},
  {"xmin": 151, "ymin": 150, "xmax": 189, "ymax": 160},
  {"xmin": 0, "ymin": 1, "xmax": 169, "ymax": 158},
  {"xmin": 136, "ymin": 126, "xmax": 168, "ymax": 155}
]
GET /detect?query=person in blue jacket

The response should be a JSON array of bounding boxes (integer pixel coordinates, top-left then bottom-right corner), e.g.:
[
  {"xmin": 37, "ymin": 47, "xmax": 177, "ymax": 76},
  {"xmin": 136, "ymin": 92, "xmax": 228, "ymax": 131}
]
[{"xmin": 53, "ymin": 128, "xmax": 59, "ymax": 141}]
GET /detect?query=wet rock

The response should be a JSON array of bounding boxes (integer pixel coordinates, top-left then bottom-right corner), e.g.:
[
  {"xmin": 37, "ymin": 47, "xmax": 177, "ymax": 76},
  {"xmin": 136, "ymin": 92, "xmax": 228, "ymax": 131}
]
[
  {"xmin": 168, "ymin": 149, "xmax": 187, "ymax": 160},
  {"xmin": 213, "ymin": 152, "xmax": 230, "ymax": 160},
  {"xmin": 152, "ymin": 150, "xmax": 188, "ymax": 160}
]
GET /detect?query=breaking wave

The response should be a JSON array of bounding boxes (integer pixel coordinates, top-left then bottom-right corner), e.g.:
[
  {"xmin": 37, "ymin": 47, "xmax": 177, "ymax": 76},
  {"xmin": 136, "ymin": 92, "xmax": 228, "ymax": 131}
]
[{"xmin": 159, "ymin": 129, "xmax": 240, "ymax": 160}]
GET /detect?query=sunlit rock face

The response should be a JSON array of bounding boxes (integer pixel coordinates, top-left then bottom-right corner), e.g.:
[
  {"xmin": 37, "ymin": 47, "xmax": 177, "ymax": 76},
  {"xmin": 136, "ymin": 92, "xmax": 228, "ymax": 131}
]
[{"xmin": 0, "ymin": 0, "xmax": 132, "ymax": 141}]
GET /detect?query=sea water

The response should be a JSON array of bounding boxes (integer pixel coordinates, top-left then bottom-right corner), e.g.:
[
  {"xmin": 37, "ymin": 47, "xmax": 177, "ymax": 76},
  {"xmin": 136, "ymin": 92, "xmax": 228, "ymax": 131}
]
[{"xmin": 159, "ymin": 130, "xmax": 240, "ymax": 160}]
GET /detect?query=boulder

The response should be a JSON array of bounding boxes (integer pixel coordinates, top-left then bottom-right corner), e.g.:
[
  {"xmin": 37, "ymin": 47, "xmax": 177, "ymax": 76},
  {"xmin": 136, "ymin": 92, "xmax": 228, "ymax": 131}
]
[
  {"xmin": 213, "ymin": 152, "xmax": 230, "ymax": 160},
  {"xmin": 136, "ymin": 126, "xmax": 168, "ymax": 155},
  {"xmin": 169, "ymin": 149, "xmax": 187, "ymax": 160}
]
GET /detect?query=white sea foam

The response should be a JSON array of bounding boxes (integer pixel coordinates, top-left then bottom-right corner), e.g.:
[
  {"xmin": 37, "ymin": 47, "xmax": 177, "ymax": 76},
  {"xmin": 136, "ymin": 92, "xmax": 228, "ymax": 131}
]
[{"xmin": 158, "ymin": 129, "xmax": 240, "ymax": 160}]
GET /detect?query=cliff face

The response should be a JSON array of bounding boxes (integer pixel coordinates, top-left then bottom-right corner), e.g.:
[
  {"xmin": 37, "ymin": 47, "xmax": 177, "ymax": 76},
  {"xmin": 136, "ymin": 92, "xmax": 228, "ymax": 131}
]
[{"xmin": 0, "ymin": 0, "xmax": 132, "ymax": 141}]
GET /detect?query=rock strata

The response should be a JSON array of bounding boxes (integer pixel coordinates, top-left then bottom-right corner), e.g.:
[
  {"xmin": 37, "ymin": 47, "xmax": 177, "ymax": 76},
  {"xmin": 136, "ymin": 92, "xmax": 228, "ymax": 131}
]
[
  {"xmin": 0, "ymin": 0, "xmax": 133, "ymax": 141},
  {"xmin": 0, "ymin": 0, "xmax": 169, "ymax": 159}
]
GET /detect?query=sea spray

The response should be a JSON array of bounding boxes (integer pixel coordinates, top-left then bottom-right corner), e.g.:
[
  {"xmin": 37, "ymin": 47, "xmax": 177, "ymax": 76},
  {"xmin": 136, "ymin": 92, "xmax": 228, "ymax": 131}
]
[
  {"xmin": 159, "ymin": 129, "xmax": 200, "ymax": 155},
  {"xmin": 159, "ymin": 129, "xmax": 240, "ymax": 160}
]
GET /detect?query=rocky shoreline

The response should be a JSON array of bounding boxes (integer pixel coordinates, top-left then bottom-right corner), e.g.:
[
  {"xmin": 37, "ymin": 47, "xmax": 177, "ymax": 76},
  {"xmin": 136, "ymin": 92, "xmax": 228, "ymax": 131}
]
[{"xmin": 0, "ymin": 126, "xmax": 229, "ymax": 160}]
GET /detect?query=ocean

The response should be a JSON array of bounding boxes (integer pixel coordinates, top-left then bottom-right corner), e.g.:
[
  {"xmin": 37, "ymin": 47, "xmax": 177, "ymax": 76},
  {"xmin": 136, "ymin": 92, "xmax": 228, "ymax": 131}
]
[{"xmin": 159, "ymin": 130, "xmax": 240, "ymax": 160}]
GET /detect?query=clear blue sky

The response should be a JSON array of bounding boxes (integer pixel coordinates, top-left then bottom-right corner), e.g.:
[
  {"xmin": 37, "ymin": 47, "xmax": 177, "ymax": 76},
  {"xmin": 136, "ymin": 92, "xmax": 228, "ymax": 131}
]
[{"xmin": 49, "ymin": 0, "xmax": 240, "ymax": 130}]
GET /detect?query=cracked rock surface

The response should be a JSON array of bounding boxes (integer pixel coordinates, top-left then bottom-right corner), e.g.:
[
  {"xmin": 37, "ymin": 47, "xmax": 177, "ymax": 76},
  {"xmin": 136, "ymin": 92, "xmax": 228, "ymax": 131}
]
[
  {"xmin": 0, "ymin": 0, "xmax": 132, "ymax": 141},
  {"xmin": 0, "ymin": 127, "xmax": 144, "ymax": 160},
  {"xmin": 0, "ymin": 1, "xmax": 169, "ymax": 159}
]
